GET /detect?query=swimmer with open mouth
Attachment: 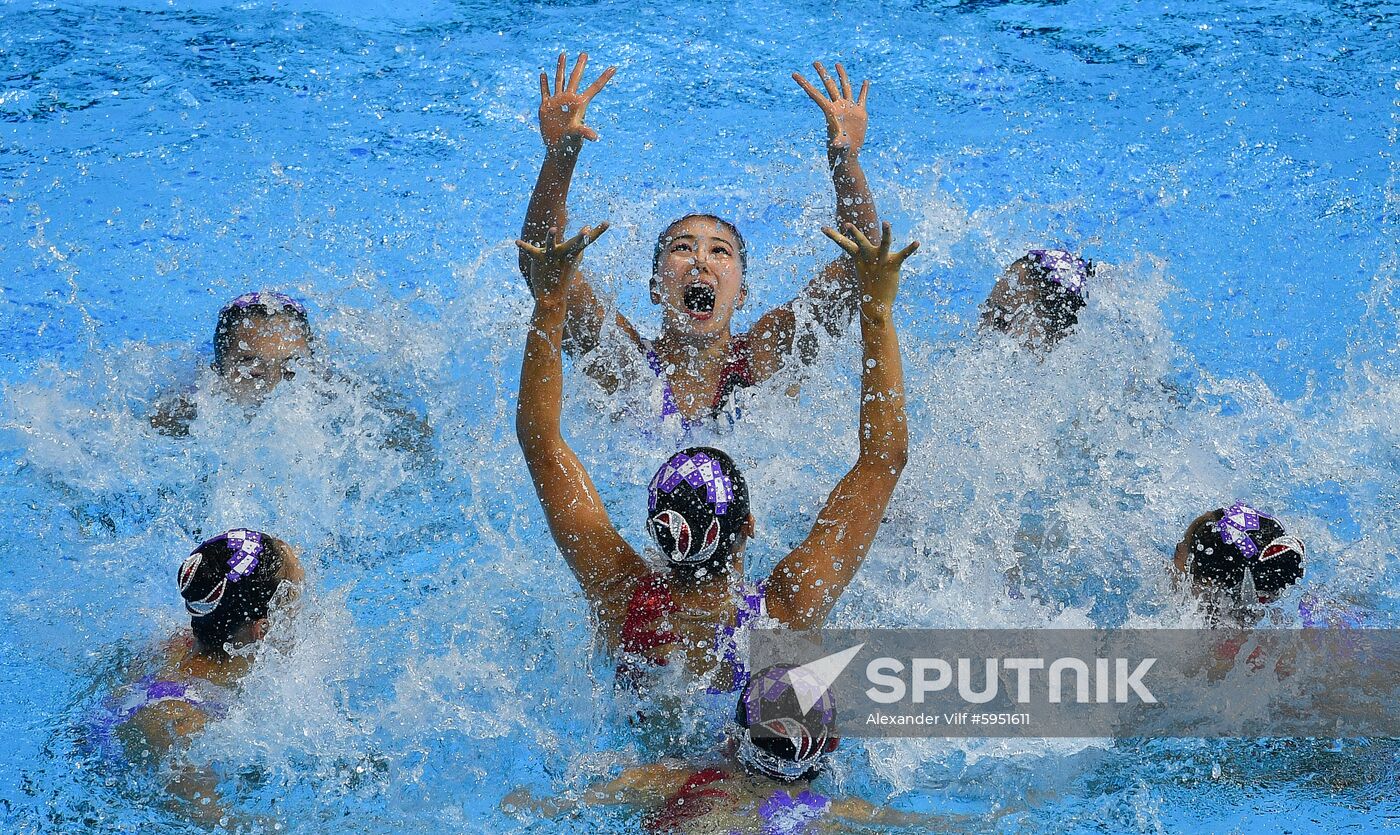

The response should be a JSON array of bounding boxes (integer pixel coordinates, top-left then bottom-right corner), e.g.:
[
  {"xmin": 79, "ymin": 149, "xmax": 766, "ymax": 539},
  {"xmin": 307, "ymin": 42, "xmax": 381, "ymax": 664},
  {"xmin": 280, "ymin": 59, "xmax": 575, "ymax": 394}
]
[{"xmin": 514, "ymin": 53, "xmax": 887, "ymax": 427}]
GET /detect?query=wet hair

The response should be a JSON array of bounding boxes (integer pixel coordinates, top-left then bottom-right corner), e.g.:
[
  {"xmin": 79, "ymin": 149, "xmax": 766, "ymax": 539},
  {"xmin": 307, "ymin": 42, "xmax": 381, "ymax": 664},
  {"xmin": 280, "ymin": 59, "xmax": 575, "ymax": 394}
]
[
  {"xmin": 1013, "ymin": 252, "xmax": 1091, "ymax": 344},
  {"xmin": 734, "ymin": 664, "xmax": 839, "ymax": 782},
  {"xmin": 652, "ymin": 214, "xmax": 749, "ymax": 277},
  {"xmin": 212, "ymin": 292, "xmax": 312, "ymax": 372},
  {"xmin": 646, "ymin": 446, "xmax": 750, "ymax": 583},
  {"xmin": 1183, "ymin": 508, "xmax": 1305, "ymax": 602},
  {"xmin": 176, "ymin": 529, "xmax": 291, "ymax": 652}
]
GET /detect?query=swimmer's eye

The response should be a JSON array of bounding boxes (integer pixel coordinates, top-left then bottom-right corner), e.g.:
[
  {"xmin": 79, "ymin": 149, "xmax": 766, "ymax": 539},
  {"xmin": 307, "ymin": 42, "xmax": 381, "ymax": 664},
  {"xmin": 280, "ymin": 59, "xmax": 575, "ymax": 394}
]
[
  {"xmin": 711, "ymin": 245, "xmax": 731, "ymax": 257},
  {"xmin": 670, "ymin": 242, "xmax": 693, "ymax": 253}
]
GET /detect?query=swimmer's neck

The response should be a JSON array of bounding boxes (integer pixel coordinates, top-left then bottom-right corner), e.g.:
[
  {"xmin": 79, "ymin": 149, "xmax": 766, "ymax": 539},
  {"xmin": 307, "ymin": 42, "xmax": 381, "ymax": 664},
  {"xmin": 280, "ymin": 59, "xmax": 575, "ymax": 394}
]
[
  {"xmin": 185, "ymin": 639, "xmax": 256, "ymax": 685},
  {"xmin": 668, "ymin": 571, "xmax": 744, "ymax": 614},
  {"xmin": 654, "ymin": 323, "xmax": 734, "ymax": 372}
]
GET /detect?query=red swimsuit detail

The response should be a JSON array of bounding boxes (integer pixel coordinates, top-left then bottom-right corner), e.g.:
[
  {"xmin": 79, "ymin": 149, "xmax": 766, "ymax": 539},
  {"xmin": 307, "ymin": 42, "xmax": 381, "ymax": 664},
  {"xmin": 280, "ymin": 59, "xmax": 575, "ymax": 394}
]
[{"xmin": 645, "ymin": 767, "xmax": 733, "ymax": 833}]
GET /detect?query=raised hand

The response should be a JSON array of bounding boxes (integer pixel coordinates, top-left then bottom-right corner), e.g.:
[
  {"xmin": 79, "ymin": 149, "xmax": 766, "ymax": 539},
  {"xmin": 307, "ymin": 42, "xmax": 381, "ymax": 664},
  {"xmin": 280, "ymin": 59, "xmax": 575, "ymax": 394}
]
[
  {"xmin": 537, "ymin": 52, "xmax": 617, "ymax": 152},
  {"xmin": 516, "ymin": 222, "xmax": 610, "ymax": 300},
  {"xmin": 792, "ymin": 61, "xmax": 870, "ymax": 157},
  {"xmin": 822, "ymin": 222, "xmax": 918, "ymax": 317}
]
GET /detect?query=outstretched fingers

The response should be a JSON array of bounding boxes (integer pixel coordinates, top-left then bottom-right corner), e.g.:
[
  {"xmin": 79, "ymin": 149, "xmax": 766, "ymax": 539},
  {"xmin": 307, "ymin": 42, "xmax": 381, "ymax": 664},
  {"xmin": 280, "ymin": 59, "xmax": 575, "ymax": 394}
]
[
  {"xmin": 581, "ymin": 65, "xmax": 616, "ymax": 100},
  {"xmin": 554, "ymin": 53, "xmax": 567, "ymax": 96},
  {"xmin": 813, "ymin": 61, "xmax": 840, "ymax": 100},
  {"xmin": 835, "ymin": 63, "xmax": 853, "ymax": 100},
  {"xmin": 894, "ymin": 240, "xmax": 921, "ymax": 264},
  {"xmin": 539, "ymin": 72, "xmax": 550, "ymax": 104},
  {"xmin": 792, "ymin": 72, "xmax": 830, "ymax": 109},
  {"xmin": 843, "ymin": 221, "xmax": 875, "ymax": 252},
  {"xmin": 876, "ymin": 221, "xmax": 893, "ymax": 259},
  {"xmin": 515, "ymin": 239, "xmax": 545, "ymax": 259},
  {"xmin": 822, "ymin": 225, "xmax": 859, "ymax": 255},
  {"xmin": 567, "ymin": 52, "xmax": 587, "ymax": 92},
  {"xmin": 857, "ymin": 79, "xmax": 870, "ymax": 107},
  {"xmin": 560, "ymin": 221, "xmax": 610, "ymax": 254}
]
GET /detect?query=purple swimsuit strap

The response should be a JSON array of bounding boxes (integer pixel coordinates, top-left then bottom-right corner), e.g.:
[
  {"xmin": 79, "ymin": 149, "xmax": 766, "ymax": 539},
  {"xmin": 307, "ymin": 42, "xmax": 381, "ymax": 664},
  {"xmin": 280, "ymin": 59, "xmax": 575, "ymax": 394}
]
[
  {"xmin": 708, "ymin": 581, "xmax": 767, "ymax": 694},
  {"xmin": 87, "ymin": 675, "xmax": 229, "ymax": 762},
  {"xmin": 645, "ymin": 345, "xmax": 686, "ymax": 424}
]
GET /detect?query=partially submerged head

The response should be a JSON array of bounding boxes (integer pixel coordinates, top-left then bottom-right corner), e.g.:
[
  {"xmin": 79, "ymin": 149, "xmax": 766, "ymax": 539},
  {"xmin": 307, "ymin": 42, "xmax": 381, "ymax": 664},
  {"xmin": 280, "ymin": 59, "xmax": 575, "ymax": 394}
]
[
  {"xmin": 734, "ymin": 664, "xmax": 839, "ymax": 782},
  {"xmin": 1172, "ymin": 502, "xmax": 1305, "ymax": 621},
  {"xmin": 177, "ymin": 529, "xmax": 304, "ymax": 656},
  {"xmin": 646, "ymin": 446, "xmax": 753, "ymax": 584},
  {"xmin": 651, "ymin": 215, "xmax": 748, "ymax": 341},
  {"xmin": 213, "ymin": 292, "xmax": 313, "ymax": 405},
  {"xmin": 980, "ymin": 249, "xmax": 1090, "ymax": 350}
]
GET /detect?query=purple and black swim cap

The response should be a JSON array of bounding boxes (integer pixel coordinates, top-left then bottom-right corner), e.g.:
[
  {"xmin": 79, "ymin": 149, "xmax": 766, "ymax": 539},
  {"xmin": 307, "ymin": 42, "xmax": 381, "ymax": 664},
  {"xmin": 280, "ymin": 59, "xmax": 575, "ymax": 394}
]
[
  {"xmin": 646, "ymin": 446, "xmax": 750, "ymax": 581},
  {"xmin": 1005, "ymin": 248, "xmax": 1092, "ymax": 345},
  {"xmin": 735, "ymin": 664, "xmax": 839, "ymax": 781},
  {"xmin": 1184, "ymin": 502, "xmax": 1305, "ymax": 602},
  {"xmin": 177, "ymin": 529, "xmax": 288, "ymax": 650}
]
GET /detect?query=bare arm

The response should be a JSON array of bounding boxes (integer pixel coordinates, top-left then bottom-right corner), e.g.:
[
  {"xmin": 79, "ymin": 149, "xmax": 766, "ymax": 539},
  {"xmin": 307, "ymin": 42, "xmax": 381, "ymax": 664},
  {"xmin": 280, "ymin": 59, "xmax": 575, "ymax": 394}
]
[
  {"xmin": 748, "ymin": 62, "xmax": 880, "ymax": 379},
  {"xmin": 518, "ymin": 53, "xmax": 639, "ymax": 371},
  {"xmin": 502, "ymin": 761, "xmax": 692, "ymax": 818},
  {"xmin": 515, "ymin": 223, "xmax": 649, "ymax": 638},
  {"xmin": 127, "ymin": 700, "xmax": 230, "ymax": 825},
  {"xmin": 765, "ymin": 223, "xmax": 916, "ymax": 629}
]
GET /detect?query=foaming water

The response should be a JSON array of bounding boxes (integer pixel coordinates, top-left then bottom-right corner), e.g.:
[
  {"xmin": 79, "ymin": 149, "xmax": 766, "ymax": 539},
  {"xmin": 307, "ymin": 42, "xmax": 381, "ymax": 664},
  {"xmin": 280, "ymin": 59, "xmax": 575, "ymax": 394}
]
[{"xmin": 3, "ymin": 0, "xmax": 1398, "ymax": 831}]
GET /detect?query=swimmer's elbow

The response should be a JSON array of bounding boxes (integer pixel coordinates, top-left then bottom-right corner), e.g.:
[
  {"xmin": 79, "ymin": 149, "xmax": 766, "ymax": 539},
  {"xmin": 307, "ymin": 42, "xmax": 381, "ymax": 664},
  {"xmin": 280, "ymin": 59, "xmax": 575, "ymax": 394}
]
[
  {"xmin": 890, "ymin": 443, "xmax": 909, "ymax": 475},
  {"xmin": 856, "ymin": 444, "xmax": 908, "ymax": 488}
]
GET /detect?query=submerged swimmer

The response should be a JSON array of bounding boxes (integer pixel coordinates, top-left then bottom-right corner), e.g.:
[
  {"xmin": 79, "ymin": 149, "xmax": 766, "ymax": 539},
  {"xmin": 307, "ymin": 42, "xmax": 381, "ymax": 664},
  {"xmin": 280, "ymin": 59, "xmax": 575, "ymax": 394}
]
[
  {"xmin": 150, "ymin": 291, "xmax": 315, "ymax": 436},
  {"xmin": 89, "ymin": 529, "xmax": 304, "ymax": 822},
  {"xmin": 149, "ymin": 291, "xmax": 432, "ymax": 456},
  {"xmin": 980, "ymin": 249, "xmax": 1091, "ymax": 352},
  {"xmin": 1172, "ymin": 502, "xmax": 1306, "ymax": 626},
  {"xmin": 516, "ymin": 220, "xmax": 915, "ymax": 690},
  {"xmin": 504, "ymin": 664, "xmax": 942, "ymax": 832},
  {"xmin": 518, "ymin": 53, "xmax": 882, "ymax": 427}
]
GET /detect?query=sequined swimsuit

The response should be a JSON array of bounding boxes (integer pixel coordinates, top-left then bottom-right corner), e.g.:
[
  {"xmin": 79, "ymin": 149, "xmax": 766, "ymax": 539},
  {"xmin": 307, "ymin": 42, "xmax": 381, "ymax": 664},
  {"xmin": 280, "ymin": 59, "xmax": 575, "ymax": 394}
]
[
  {"xmin": 644, "ymin": 336, "xmax": 757, "ymax": 429},
  {"xmin": 618, "ymin": 573, "xmax": 768, "ymax": 694}
]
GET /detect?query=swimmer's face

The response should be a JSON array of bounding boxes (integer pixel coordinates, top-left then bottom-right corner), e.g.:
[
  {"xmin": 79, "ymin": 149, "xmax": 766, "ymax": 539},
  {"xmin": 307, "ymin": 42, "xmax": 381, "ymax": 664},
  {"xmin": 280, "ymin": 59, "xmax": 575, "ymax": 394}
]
[
  {"xmin": 652, "ymin": 217, "xmax": 746, "ymax": 338},
  {"xmin": 980, "ymin": 261, "xmax": 1050, "ymax": 349},
  {"xmin": 247, "ymin": 539, "xmax": 306, "ymax": 646},
  {"xmin": 216, "ymin": 314, "xmax": 312, "ymax": 405}
]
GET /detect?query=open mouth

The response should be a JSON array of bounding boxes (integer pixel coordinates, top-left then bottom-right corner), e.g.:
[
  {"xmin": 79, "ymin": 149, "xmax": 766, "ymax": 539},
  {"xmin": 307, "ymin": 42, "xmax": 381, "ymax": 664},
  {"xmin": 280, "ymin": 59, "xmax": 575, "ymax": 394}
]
[{"xmin": 683, "ymin": 283, "xmax": 716, "ymax": 317}]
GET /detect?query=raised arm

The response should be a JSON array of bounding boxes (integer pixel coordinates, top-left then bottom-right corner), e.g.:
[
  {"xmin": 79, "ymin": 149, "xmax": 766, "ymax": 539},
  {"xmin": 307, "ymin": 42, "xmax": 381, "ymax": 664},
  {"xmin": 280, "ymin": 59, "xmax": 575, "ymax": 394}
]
[
  {"xmin": 747, "ymin": 61, "xmax": 881, "ymax": 378},
  {"xmin": 515, "ymin": 223, "xmax": 649, "ymax": 630},
  {"xmin": 764, "ymin": 222, "xmax": 915, "ymax": 629},
  {"xmin": 518, "ymin": 53, "xmax": 634, "ymax": 365}
]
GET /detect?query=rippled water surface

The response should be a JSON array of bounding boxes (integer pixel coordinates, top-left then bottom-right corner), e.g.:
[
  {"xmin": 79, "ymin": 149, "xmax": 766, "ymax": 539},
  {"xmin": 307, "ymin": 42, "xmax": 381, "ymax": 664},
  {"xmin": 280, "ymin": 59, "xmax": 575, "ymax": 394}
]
[{"xmin": 1, "ymin": 0, "xmax": 1397, "ymax": 832}]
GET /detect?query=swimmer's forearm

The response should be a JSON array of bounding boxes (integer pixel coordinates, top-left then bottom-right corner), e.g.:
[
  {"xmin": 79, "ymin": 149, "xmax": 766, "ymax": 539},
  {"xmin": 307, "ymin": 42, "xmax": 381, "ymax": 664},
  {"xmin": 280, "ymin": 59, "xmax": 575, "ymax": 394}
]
[
  {"xmin": 519, "ymin": 147, "xmax": 581, "ymax": 278},
  {"xmin": 856, "ymin": 304, "xmax": 907, "ymax": 467},
  {"xmin": 830, "ymin": 151, "xmax": 878, "ymax": 238},
  {"xmin": 517, "ymin": 299, "xmax": 568, "ymax": 444}
]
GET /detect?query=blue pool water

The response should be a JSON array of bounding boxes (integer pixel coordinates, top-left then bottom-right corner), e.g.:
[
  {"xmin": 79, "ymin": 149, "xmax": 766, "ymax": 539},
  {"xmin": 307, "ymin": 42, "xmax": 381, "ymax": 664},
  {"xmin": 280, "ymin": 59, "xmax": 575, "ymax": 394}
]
[{"xmin": 1, "ymin": 0, "xmax": 1397, "ymax": 831}]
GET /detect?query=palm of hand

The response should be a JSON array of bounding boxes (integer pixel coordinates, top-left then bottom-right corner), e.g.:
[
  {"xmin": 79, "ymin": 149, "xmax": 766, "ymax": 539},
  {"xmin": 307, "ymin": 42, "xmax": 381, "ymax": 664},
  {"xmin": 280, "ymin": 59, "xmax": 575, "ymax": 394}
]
[
  {"xmin": 540, "ymin": 94, "xmax": 590, "ymax": 147},
  {"xmin": 825, "ymin": 100, "xmax": 867, "ymax": 152}
]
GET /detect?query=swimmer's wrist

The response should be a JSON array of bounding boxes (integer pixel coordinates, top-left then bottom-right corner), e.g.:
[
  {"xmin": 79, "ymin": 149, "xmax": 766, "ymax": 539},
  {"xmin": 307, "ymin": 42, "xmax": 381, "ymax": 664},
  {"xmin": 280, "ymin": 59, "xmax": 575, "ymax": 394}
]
[
  {"xmin": 544, "ymin": 139, "xmax": 583, "ymax": 160},
  {"xmin": 828, "ymin": 146, "xmax": 859, "ymax": 168}
]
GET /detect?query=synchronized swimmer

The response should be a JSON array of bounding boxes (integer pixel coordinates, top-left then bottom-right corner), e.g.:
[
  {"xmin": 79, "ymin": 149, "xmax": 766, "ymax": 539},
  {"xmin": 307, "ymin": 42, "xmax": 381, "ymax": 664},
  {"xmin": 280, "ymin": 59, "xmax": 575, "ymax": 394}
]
[
  {"xmin": 515, "ymin": 219, "xmax": 915, "ymax": 692},
  {"xmin": 518, "ymin": 54, "xmax": 882, "ymax": 428}
]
